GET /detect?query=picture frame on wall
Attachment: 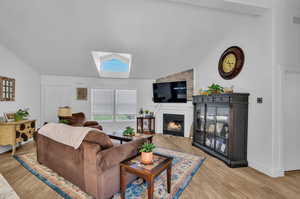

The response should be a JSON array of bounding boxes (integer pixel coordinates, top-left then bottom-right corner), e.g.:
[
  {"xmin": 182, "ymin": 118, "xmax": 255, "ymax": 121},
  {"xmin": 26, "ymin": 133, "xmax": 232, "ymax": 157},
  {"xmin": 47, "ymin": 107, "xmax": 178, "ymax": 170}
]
[
  {"xmin": 76, "ymin": 88, "xmax": 88, "ymax": 100},
  {"xmin": 0, "ymin": 76, "xmax": 15, "ymax": 101}
]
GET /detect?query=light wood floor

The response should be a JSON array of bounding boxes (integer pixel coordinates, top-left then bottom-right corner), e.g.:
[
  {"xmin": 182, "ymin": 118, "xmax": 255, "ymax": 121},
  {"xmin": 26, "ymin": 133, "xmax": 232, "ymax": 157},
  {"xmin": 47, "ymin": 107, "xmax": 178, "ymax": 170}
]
[{"xmin": 1, "ymin": 135, "xmax": 300, "ymax": 199}]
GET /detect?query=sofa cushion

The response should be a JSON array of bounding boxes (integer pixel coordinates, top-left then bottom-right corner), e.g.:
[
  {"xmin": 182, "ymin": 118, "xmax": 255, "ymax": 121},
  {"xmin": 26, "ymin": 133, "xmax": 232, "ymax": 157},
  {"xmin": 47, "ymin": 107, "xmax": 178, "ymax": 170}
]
[{"xmin": 84, "ymin": 131, "xmax": 113, "ymax": 150}]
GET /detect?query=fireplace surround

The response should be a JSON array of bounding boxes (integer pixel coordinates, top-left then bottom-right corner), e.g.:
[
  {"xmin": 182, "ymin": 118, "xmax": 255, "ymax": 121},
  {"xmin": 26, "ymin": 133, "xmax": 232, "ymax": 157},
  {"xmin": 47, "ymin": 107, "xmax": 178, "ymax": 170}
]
[{"xmin": 163, "ymin": 114, "xmax": 184, "ymax": 137}]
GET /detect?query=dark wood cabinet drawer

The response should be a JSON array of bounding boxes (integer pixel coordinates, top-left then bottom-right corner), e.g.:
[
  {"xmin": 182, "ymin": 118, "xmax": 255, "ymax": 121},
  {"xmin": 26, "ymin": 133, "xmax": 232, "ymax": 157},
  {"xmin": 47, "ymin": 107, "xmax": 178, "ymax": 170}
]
[
  {"xmin": 215, "ymin": 96, "xmax": 230, "ymax": 103},
  {"xmin": 204, "ymin": 96, "xmax": 214, "ymax": 103},
  {"xmin": 193, "ymin": 96, "xmax": 203, "ymax": 103}
]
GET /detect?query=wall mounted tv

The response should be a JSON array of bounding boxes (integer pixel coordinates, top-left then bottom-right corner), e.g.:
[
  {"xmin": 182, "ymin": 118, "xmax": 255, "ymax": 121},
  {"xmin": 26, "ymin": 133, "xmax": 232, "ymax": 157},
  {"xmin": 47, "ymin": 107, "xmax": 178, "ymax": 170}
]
[{"xmin": 153, "ymin": 81, "xmax": 187, "ymax": 103}]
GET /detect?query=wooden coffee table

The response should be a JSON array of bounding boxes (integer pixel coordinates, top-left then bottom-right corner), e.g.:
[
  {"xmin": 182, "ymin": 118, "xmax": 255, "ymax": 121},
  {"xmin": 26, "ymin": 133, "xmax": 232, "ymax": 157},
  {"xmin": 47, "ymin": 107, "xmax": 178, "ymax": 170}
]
[
  {"xmin": 120, "ymin": 153, "xmax": 173, "ymax": 199},
  {"xmin": 106, "ymin": 131, "xmax": 153, "ymax": 144}
]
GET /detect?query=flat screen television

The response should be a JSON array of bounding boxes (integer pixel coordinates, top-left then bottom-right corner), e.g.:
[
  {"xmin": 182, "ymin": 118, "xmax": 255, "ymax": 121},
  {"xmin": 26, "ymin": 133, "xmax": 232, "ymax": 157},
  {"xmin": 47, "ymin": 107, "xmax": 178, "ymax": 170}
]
[{"xmin": 153, "ymin": 81, "xmax": 187, "ymax": 103}]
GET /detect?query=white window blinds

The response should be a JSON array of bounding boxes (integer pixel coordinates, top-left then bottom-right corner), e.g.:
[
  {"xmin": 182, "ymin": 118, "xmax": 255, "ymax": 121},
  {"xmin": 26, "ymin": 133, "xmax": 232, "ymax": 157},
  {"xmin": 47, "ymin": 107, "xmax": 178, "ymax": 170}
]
[
  {"xmin": 91, "ymin": 89, "xmax": 137, "ymax": 121},
  {"xmin": 115, "ymin": 89, "xmax": 137, "ymax": 115},
  {"xmin": 91, "ymin": 89, "xmax": 114, "ymax": 121}
]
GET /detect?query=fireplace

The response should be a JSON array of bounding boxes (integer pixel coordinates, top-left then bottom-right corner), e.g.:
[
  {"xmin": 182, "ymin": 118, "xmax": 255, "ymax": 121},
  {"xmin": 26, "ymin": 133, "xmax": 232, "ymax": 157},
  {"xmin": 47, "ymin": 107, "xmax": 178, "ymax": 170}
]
[{"xmin": 163, "ymin": 114, "xmax": 184, "ymax": 137}]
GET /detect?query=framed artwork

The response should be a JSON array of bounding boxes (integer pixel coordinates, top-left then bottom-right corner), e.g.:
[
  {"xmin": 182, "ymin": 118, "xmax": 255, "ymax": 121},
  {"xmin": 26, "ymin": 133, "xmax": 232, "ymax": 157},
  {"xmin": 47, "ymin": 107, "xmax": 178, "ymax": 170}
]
[
  {"xmin": 77, "ymin": 88, "xmax": 88, "ymax": 100},
  {"xmin": 0, "ymin": 76, "xmax": 15, "ymax": 101}
]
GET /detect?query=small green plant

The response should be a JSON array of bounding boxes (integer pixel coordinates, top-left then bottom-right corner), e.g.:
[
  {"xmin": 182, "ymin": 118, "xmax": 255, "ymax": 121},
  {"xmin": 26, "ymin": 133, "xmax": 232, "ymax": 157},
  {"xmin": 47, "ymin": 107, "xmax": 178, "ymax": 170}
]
[
  {"xmin": 123, "ymin": 126, "xmax": 135, "ymax": 136},
  {"xmin": 145, "ymin": 110, "xmax": 149, "ymax": 114},
  {"xmin": 14, "ymin": 108, "xmax": 29, "ymax": 121},
  {"xmin": 208, "ymin": 83, "xmax": 224, "ymax": 94},
  {"xmin": 139, "ymin": 142, "xmax": 156, "ymax": 153},
  {"xmin": 59, "ymin": 119, "xmax": 70, "ymax": 124},
  {"xmin": 139, "ymin": 108, "xmax": 144, "ymax": 115}
]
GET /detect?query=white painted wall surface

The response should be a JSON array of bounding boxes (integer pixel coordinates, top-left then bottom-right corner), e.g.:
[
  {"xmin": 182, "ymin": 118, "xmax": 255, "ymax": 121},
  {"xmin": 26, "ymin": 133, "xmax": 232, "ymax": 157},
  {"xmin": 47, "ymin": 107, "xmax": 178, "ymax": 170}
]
[
  {"xmin": 41, "ymin": 75, "xmax": 155, "ymax": 132},
  {"xmin": 0, "ymin": 45, "xmax": 41, "ymax": 153},
  {"xmin": 194, "ymin": 11, "xmax": 274, "ymax": 175},
  {"xmin": 272, "ymin": 0, "xmax": 300, "ymax": 176}
]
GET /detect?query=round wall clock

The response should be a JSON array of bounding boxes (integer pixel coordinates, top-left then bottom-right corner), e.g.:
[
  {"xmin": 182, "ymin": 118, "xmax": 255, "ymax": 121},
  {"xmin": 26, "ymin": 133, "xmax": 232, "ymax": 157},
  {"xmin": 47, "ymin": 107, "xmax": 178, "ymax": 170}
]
[{"xmin": 218, "ymin": 46, "xmax": 245, "ymax": 80}]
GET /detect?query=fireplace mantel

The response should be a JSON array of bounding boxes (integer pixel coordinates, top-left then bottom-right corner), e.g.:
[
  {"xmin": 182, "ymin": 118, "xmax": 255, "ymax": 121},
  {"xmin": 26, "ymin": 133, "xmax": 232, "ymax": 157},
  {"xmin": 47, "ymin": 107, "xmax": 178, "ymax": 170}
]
[{"xmin": 154, "ymin": 102, "xmax": 193, "ymax": 137}]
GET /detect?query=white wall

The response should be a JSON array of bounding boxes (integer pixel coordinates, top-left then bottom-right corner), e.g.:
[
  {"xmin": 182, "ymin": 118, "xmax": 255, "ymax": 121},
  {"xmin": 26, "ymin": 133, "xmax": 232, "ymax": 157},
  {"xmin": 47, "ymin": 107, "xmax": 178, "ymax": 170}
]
[
  {"xmin": 194, "ymin": 11, "xmax": 274, "ymax": 175},
  {"xmin": 272, "ymin": 0, "xmax": 300, "ymax": 176},
  {"xmin": 0, "ymin": 44, "xmax": 41, "ymax": 153},
  {"xmin": 41, "ymin": 75, "xmax": 154, "ymax": 132}
]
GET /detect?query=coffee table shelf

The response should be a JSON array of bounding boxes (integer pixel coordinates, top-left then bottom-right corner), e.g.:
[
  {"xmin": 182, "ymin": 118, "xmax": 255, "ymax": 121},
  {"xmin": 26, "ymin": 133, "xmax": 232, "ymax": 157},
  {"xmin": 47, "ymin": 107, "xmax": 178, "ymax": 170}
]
[{"xmin": 120, "ymin": 153, "xmax": 173, "ymax": 199}]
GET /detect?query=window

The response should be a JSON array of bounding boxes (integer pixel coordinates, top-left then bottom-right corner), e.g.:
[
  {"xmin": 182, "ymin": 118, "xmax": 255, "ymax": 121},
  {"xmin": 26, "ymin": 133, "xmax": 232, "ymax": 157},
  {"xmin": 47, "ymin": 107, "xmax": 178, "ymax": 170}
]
[
  {"xmin": 92, "ymin": 51, "xmax": 132, "ymax": 78},
  {"xmin": 116, "ymin": 90, "xmax": 137, "ymax": 121},
  {"xmin": 91, "ymin": 89, "xmax": 137, "ymax": 122},
  {"xmin": 102, "ymin": 58, "xmax": 129, "ymax": 73},
  {"xmin": 91, "ymin": 89, "xmax": 114, "ymax": 121}
]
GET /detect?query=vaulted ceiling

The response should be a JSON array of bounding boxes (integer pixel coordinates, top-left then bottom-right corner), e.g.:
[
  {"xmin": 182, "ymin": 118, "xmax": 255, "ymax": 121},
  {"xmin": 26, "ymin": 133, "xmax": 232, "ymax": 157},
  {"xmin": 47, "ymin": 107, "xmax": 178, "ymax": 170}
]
[{"xmin": 0, "ymin": 0, "xmax": 268, "ymax": 79}]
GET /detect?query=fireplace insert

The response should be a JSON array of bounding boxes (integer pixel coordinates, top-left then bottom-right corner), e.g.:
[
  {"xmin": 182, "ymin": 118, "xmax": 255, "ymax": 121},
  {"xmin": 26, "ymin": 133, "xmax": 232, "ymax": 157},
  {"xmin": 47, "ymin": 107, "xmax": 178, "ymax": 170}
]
[{"xmin": 163, "ymin": 114, "xmax": 184, "ymax": 137}]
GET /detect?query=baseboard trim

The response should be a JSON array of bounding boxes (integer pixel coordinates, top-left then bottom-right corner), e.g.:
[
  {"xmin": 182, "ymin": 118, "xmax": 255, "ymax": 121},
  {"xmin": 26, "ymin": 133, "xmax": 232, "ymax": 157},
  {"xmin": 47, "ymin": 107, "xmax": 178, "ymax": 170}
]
[
  {"xmin": 0, "ymin": 145, "xmax": 12, "ymax": 154},
  {"xmin": 0, "ymin": 139, "xmax": 33, "ymax": 154},
  {"xmin": 248, "ymin": 161, "xmax": 284, "ymax": 178}
]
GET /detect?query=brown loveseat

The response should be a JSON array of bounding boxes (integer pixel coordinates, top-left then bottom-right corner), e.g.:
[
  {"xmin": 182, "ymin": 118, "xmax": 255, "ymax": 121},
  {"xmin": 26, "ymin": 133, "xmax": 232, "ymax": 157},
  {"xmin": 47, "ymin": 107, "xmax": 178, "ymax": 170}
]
[
  {"xmin": 36, "ymin": 131, "xmax": 147, "ymax": 199},
  {"xmin": 59, "ymin": 112, "xmax": 103, "ymax": 130}
]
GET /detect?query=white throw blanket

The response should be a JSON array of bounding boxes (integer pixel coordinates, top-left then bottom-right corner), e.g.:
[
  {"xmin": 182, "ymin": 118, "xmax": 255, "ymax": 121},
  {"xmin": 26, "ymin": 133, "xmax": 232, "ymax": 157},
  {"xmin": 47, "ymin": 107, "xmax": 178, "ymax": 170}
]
[{"xmin": 38, "ymin": 123, "xmax": 101, "ymax": 149}]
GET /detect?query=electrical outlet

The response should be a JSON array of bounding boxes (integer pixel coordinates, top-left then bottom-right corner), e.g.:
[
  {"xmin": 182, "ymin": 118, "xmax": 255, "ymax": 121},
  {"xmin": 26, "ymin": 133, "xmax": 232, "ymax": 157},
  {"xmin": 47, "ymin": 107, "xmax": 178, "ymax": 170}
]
[{"xmin": 257, "ymin": 97, "xmax": 263, "ymax": 104}]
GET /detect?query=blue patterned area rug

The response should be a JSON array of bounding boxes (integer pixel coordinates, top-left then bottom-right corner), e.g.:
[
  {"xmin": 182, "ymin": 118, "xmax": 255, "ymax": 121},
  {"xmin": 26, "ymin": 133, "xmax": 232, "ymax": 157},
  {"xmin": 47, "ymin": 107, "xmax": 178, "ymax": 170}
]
[{"xmin": 14, "ymin": 148, "xmax": 205, "ymax": 199}]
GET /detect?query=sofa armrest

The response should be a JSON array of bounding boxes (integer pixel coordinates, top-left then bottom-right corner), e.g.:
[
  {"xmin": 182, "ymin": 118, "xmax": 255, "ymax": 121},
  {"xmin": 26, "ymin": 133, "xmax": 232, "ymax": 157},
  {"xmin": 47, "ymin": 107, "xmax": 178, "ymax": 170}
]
[
  {"xmin": 84, "ymin": 121, "xmax": 103, "ymax": 131},
  {"xmin": 97, "ymin": 138, "xmax": 147, "ymax": 171},
  {"xmin": 84, "ymin": 121, "xmax": 99, "ymax": 126},
  {"xmin": 81, "ymin": 141, "xmax": 102, "ymax": 198}
]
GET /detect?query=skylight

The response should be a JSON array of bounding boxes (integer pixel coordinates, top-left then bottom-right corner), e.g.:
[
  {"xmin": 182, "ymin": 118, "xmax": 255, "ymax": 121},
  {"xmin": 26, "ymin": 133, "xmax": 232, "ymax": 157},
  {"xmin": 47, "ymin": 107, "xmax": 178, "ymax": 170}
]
[
  {"xmin": 92, "ymin": 51, "xmax": 132, "ymax": 78},
  {"xmin": 102, "ymin": 58, "xmax": 129, "ymax": 73}
]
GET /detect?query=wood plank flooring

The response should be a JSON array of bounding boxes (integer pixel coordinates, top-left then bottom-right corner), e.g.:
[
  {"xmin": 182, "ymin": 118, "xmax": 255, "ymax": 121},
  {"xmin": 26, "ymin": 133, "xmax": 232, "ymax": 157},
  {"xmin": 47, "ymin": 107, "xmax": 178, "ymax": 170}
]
[{"xmin": 1, "ymin": 134, "xmax": 300, "ymax": 199}]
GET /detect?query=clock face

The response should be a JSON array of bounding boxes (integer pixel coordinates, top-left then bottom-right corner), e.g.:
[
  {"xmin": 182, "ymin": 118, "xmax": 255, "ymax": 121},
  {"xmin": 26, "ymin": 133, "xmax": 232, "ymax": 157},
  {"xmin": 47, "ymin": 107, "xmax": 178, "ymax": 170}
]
[
  {"xmin": 218, "ymin": 46, "xmax": 244, "ymax": 80},
  {"xmin": 222, "ymin": 53, "xmax": 236, "ymax": 73}
]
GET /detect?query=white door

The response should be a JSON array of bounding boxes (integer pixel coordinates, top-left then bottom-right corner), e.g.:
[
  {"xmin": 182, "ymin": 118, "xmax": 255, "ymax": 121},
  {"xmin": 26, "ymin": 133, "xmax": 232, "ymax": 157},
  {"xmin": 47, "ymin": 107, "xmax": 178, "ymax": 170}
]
[
  {"xmin": 42, "ymin": 85, "xmax": 72, "ymax": 123},
  {"xmin": 283, "ymin": 72, "xmax": 300, "ymax": 171}
]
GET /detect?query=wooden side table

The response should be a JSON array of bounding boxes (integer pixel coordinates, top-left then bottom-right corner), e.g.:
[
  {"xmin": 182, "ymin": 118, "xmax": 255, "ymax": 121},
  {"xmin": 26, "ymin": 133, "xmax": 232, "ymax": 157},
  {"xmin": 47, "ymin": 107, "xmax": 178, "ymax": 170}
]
[
  {"xmin": 0, "ymin": 120, "xmax": 36, "ymax": 155},
  {"xmin": 137, "ymin": 116, "xmax": 155, "ymax": 134},
  {"xmin": 120, "ymin": 153, "xmax": 173, "ymax": 199}
]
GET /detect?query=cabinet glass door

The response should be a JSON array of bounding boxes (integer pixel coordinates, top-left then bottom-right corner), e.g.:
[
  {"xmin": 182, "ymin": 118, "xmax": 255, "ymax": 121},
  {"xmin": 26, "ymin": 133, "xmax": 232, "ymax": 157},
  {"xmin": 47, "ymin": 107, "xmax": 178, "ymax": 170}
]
[
  {"xmin": 205, "ymin": 106, "xmax": 216, "ymax": 150},
  {"xmin": 196, "ymin": 104, "xmax": 205, "ymax": 131},
  {"xmin": 215, "ymin": 106, "xmax": 229, "ymax": 156},
  {"xmin": 195, "ymin": 104, "xmax": 205, "ymax": 144}
]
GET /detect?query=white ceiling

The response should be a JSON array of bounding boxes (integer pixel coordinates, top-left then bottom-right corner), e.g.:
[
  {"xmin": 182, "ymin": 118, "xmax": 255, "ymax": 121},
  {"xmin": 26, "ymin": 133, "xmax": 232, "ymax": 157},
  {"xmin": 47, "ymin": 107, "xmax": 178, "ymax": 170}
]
[{"xmin": 0, "ymin": 0, "xmax": 267, "ymax": 79}]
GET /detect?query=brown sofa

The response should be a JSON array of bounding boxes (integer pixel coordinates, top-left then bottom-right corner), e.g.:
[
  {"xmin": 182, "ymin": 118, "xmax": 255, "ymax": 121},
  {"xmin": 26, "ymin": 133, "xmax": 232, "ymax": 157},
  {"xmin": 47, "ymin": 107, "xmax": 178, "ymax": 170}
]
[
  {"xmin": 59, "ymin": 112, "xmax": 103, "ymax": 130},
  {"xmin": 36, "ymin": 131, "xmax": 146, "ymax": 199}
]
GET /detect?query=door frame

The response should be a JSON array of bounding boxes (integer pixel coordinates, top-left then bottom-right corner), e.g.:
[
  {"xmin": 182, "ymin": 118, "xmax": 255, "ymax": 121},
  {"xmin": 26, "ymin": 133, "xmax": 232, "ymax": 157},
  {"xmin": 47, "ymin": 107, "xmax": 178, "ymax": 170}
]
[{"xmin": 278, "ymin": 65, "xmax": 300, "ymax": 174}]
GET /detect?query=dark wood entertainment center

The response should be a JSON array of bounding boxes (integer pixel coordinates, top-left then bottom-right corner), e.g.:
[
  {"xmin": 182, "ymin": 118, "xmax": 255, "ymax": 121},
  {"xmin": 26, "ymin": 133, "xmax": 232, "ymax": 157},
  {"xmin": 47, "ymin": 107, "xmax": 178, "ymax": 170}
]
[{"xmin": 192, "ymin": 93, "xmax": 249, "ymax": 168}]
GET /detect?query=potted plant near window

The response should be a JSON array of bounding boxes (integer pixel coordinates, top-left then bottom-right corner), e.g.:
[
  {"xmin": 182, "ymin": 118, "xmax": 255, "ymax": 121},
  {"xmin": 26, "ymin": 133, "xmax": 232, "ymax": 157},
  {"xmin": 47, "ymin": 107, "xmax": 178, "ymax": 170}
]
[
  {"xmin": 14, "ymin": 108, "xmax": 29, "ymax": 121},
  {"xmin": 144, "ymin": 110, "xmax": 150, "ymax": 117},
  {"xmin": 140, "ymin": 142, "xmax": 156, "ymax": 164},
  {"xmin": 139, "ymin": 108, "xmax": 144, "ymax": 116}
]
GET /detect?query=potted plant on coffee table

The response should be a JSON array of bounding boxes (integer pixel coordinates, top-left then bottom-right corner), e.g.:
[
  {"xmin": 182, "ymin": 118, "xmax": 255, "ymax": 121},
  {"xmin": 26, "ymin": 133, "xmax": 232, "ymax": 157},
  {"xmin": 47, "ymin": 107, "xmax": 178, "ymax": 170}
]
[
  {"xmin": 123, "ymin": 126, "xmax": 135, "ymax": 136},
  {"xmin": 140, "ymin": 142, "xmax": 156, "ymax": 165}
]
